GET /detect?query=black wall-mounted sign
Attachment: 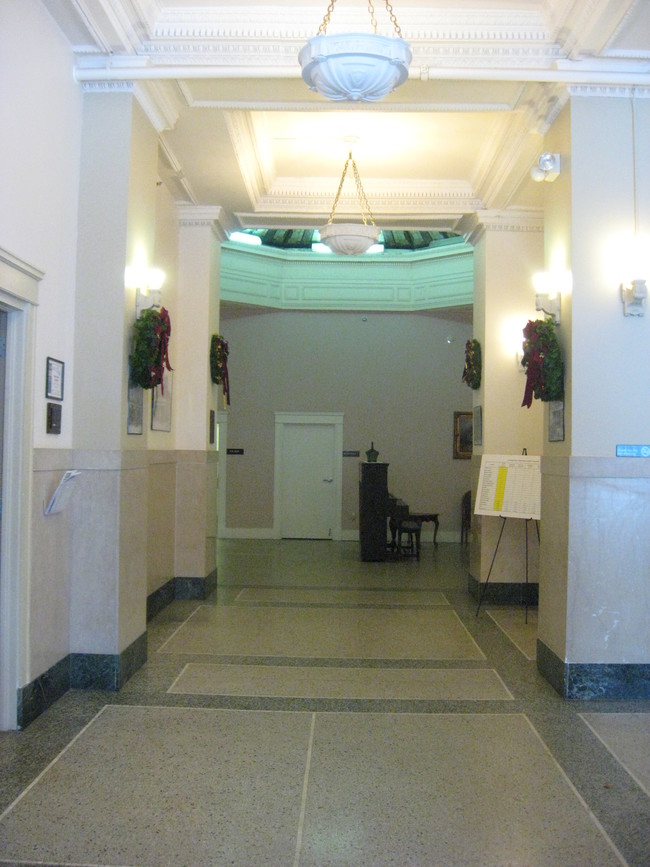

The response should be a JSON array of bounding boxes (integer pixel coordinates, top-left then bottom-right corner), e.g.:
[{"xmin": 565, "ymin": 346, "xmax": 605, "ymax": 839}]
[
  {"xmin": 343, "ymin": 450, "xmax": 361, "ymax": 457},
  {"xmin": 46, "ymin": 402, "xmax": 62, "ymax": 434},
  {"xmin": 227, "ymin": 448, "xmax": 244, "ymax": 455}
]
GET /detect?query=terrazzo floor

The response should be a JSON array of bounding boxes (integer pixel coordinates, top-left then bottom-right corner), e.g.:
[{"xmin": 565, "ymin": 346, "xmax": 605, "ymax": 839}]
[{"xmin": 1, "ymin": 539, "xmax": 649, "ymax": 866}]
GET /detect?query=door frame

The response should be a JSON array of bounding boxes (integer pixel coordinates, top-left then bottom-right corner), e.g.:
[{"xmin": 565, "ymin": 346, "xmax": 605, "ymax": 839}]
[
  {"xmin": 273, "ymin": 412, "xmax": 343, "ymax": 541},
  {"xmin": 0, "ymin": 248, "xmax": 41, "ymax": 730},
  {"xmin": 216, "ymin": 408, "xmax": 228, "ymax": 537}
]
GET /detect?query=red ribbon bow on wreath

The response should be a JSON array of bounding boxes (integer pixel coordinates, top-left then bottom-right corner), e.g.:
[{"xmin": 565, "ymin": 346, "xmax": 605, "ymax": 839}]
[{"xmin": 152, "ymin": 307, "xmax": 173, "ymax": 394}]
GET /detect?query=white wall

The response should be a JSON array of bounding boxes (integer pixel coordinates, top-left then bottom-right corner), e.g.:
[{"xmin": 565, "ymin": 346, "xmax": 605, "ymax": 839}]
[
  {"xmin": 571, "ymin": 95, "xmax": 650, "ymax": 456},
  {"xmin": 221, "ymin": 308, "xmax": 473, "ymax": 539},
  {"xmin": 538, "ymin": 95, "xmax": 650, "ymax": 671},
  {"xmin": 0, "ymin": 0, "xmax": 82, "ymax": 449}
]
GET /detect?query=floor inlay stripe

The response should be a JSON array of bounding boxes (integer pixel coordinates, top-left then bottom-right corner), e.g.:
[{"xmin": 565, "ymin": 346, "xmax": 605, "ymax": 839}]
[
  {"xmin": 234, "ymin": 587, "xmax": 449, "ymax": 606},
  {"xmin": 157, "ymin": 605, "xmax": 485, "ymax": 660},
  {"xmin": 486, "ymin": 607, "xmax": 537, "ymax": 659},
  {"xmin": 580, "ymin": 712, "xmax": 650, "ymax": 796},
  {"xmin": 168, "ymin": 663, "xmax": 513, "ymax": 701}
]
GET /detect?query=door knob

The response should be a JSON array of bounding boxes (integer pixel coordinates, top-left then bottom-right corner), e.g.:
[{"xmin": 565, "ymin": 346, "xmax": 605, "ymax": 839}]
[{"xmin": 323, "ymin": 478, "xmax": 334, "ymax": 483}]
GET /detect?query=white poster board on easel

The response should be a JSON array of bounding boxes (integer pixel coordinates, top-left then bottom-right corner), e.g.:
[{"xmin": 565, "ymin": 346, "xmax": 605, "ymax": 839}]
[{"xmin": 475, "ymin": 455, "xmax": 541, "ymax": 520}]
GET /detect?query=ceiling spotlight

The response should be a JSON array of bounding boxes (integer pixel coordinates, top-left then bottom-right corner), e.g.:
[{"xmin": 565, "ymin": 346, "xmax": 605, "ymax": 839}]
[{"xmin": 531, "ymin": 152, "xmax": 561, "ymax": 183}]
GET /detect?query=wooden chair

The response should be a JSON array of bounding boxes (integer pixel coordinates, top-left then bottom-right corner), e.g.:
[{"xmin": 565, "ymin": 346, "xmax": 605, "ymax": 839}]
[
  {"xmin": 461, "ymin": 490, "xmax": 471, "ymax": 544},
  {"xmin": 398, "ymin": 520, "xmax": 422, "ymax": 559}
]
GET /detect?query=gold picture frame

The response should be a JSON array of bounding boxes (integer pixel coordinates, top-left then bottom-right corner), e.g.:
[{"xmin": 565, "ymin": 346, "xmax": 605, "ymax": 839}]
[{"xmin": 453, "ymin": 411, "xmax": 473, "ymax": 460}]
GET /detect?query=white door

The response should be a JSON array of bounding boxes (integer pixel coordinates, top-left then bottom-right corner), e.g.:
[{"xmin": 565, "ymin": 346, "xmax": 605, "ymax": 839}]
[{"xmin": 275, "ymin": 413, "xmax": 343, "ymax": 540}]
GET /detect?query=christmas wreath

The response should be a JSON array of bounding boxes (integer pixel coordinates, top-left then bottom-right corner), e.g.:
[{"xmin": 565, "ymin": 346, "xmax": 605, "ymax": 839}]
[
  {"xmin": 521, "ymin": 318, "xmax": 564, "ymax": 408},
  {"xmin": 129, "ymin": 307, "xmax": 173, "ymax": 393},
  {"xmin": 210, "ymin": 334, "xmax": 230, "ymax": 406},
  {"xmin": 462, "ymin": 339, "xmax": 482, "ymax": 390}
]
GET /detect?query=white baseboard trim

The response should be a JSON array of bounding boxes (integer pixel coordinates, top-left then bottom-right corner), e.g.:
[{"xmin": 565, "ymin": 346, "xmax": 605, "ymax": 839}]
[{"xmin": 219, "ymin": 528, "xmax": 462, "ymax": 544}]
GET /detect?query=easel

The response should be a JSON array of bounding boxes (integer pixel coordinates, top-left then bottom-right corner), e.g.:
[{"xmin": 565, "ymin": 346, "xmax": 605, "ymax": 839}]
[
  {"xmin": 474, "ymin": 515, "xmax": 540, "ymax": 621},
  {"xmin": 473, "ymin": 452, "xmax": 542, "ymax": 623}
]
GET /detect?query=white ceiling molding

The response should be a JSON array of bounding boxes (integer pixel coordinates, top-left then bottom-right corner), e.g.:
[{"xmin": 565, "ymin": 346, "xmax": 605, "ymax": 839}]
[
  {"xmin": 243, "ymin": 181, "xmax": 482, "ymax": 228},
  {"xmin": 459, "ymin": 209, "xmax": 544, "ymax": 246},
  {"xmin": 177, "ymin": 204, "xmax": 232, "ymax": 241},
  {"xmin": 158, "ymin": 139, "xmax": 198, "ymax": 205},
  {"xmin": 224, "ymin": 111, "xmax": 274, "ymax": 207},
  {"xmin": 549, "ymin": 0, "xmax": 640, "ymax": 60},
  {"xmin": 133, "ymin": 81, "xmax": 182, "ymax": 132},
  {"xmin": 42, "ymin": 1, "xmax": 650, "ymax": 270},
  {"xmin": 567, "ymin": 84, "xmax": 650, "ymax": 99}
]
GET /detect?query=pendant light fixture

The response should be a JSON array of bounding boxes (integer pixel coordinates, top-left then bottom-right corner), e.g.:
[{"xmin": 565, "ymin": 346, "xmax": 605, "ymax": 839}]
[
  {"xmin": 319, "ymin": 151, "xmax": 381, "ymax": 255},
  {"xmin": 299, "ymin": 0, "xmax": 412, "ymax": 103}
]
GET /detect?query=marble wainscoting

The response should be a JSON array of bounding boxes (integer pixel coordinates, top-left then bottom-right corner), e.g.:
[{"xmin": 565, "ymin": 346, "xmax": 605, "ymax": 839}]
[
  {"xmin": 18, "ymin": 632, "xmax": 147, "ymax": 728},
  {"xmin": 538, "ymin": 457, "xmax": 650, "ymax": 700}
]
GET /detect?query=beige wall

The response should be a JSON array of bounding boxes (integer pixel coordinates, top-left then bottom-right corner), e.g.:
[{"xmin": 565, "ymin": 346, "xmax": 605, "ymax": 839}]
[{"xmin": 220, "ymin": 308, "xmax": 473, "ymax": 540}]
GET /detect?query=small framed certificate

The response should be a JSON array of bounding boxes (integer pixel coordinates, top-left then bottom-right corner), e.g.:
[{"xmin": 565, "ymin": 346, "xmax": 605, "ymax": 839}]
[{"xmin": 46, "ymin": 357, "xmax": 64, "ymax": 401}]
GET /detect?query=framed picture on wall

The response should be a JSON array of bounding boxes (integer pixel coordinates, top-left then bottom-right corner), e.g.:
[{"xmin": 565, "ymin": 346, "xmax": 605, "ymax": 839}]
[
  {"xmin": 453, "ymin": 411, "xmax": 473, "ymax": 459},
  {"xmin": 548, "ymin": 400, "xmax": 565, "ymax": 442},
  {"xmin": 46, "ymin": 357, "xmax": 64, "ymax": 400},
  {"xmin": 127, "ymin": 382, "xmax": 143, "ymax": 435},
  {"xmin": 151, "ymin": 372, "xmax": 172, "ymax": 432}
]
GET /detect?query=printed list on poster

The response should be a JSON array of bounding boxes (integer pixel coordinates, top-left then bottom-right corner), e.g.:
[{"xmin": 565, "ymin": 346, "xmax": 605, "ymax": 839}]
[{"xmin": 475, "ymin": 455, "xmax": 541, "ymax": 520}]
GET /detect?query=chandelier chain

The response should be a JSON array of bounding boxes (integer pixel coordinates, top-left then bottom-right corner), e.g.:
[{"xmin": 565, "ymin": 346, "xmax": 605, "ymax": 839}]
[
  {"xmin": 384, "ymin": 0, "xmax": 403, "ymax": 37},
  {"xmin": 368, "ymin": 1, "xmax": 378, "ymax": 33},
  {"xmin": 317, "ymin": 0, "xmax": 403, "ymax": 38},
  {"xmin": 353, "ymin": 157, "xmax": 376, "ymax": 225},
  {"xmin": 328, "ymin": 152, "xmax": 376, "ymax": 226}
]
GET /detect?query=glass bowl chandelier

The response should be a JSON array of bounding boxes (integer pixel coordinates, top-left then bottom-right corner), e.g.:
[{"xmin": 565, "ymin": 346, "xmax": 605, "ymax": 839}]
[
  {"xmin": 320, "ymin": 151, "xmax": 381, "ymax": 255},
  {"xmin": 299, "ymin": 0, "xmax": 412, "ymax": 103}
]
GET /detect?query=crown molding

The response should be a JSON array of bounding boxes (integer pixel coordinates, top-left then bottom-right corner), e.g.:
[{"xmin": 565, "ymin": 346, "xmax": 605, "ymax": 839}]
[
  {"xmin": 177, "ymin": 205, "xmax": 232, "ymax": 240},
  {"xmin": 548, "ymin": 0, "xmax": 639, "ymax": 60},
  {"xmin": 224, "ymin": 112, "xmax": 273, "ymax": 206},
  {"xmin": 80, "ymin": 80, "xmax": 135, "ymax": 93},
  {"xmin": 133, "ymin": 81, "xmax": 181, "ymax": 131},
  {"xmin": 149, "ymin": 6, "xmax": 549, "ymax": 37},
  {"xmin": 459, "ymin": 209, "xmax": 544, "ymax": 245},
  {"xmin": 568, "ymin": 84, "xmax": 650, "ymax": 98},
  {"xmin": 249, "ymin": 179, "xmax": 483, "ymax": 223}
]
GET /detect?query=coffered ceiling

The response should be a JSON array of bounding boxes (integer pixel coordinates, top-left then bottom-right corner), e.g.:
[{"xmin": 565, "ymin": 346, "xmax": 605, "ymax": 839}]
[{"xmin": 43, "ymin": 0, "xmax": 650, "ymax": 235}]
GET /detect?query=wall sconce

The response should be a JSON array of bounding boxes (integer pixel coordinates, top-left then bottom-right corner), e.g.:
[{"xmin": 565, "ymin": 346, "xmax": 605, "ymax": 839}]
[
  {"xmin": 621, "ymin": 279, "xmax": 647, "ymax": 317},
  {"xmin": 531, "ymin": 152, "xmax": 561, "ymax": 183},
  {"xmin": 125, "ymin": 266, "xmax": 165, "ymax": 317},
  {"xmin": 533, "ymin": 271, "xmax": 561, "ymax": 324},
  {"xmin": 535, "ymin": 293, "xmax": 561, "ymax": 324}
]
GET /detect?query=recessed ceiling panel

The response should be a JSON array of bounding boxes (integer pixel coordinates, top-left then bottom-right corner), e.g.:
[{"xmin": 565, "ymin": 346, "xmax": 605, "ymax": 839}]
[
  {"xmin": 253, "ymin": 110, "xmax": 506, "ymax": 181},
  {"xmin": 180, "ymin": 77, "xmax": 527, "ymax": 111}
]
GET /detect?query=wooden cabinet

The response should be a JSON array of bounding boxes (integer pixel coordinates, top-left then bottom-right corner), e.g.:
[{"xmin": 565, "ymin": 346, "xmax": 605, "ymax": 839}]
[{"xmin": 359, "ymin": 462, "xmax": 388, "ymax": 561}]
